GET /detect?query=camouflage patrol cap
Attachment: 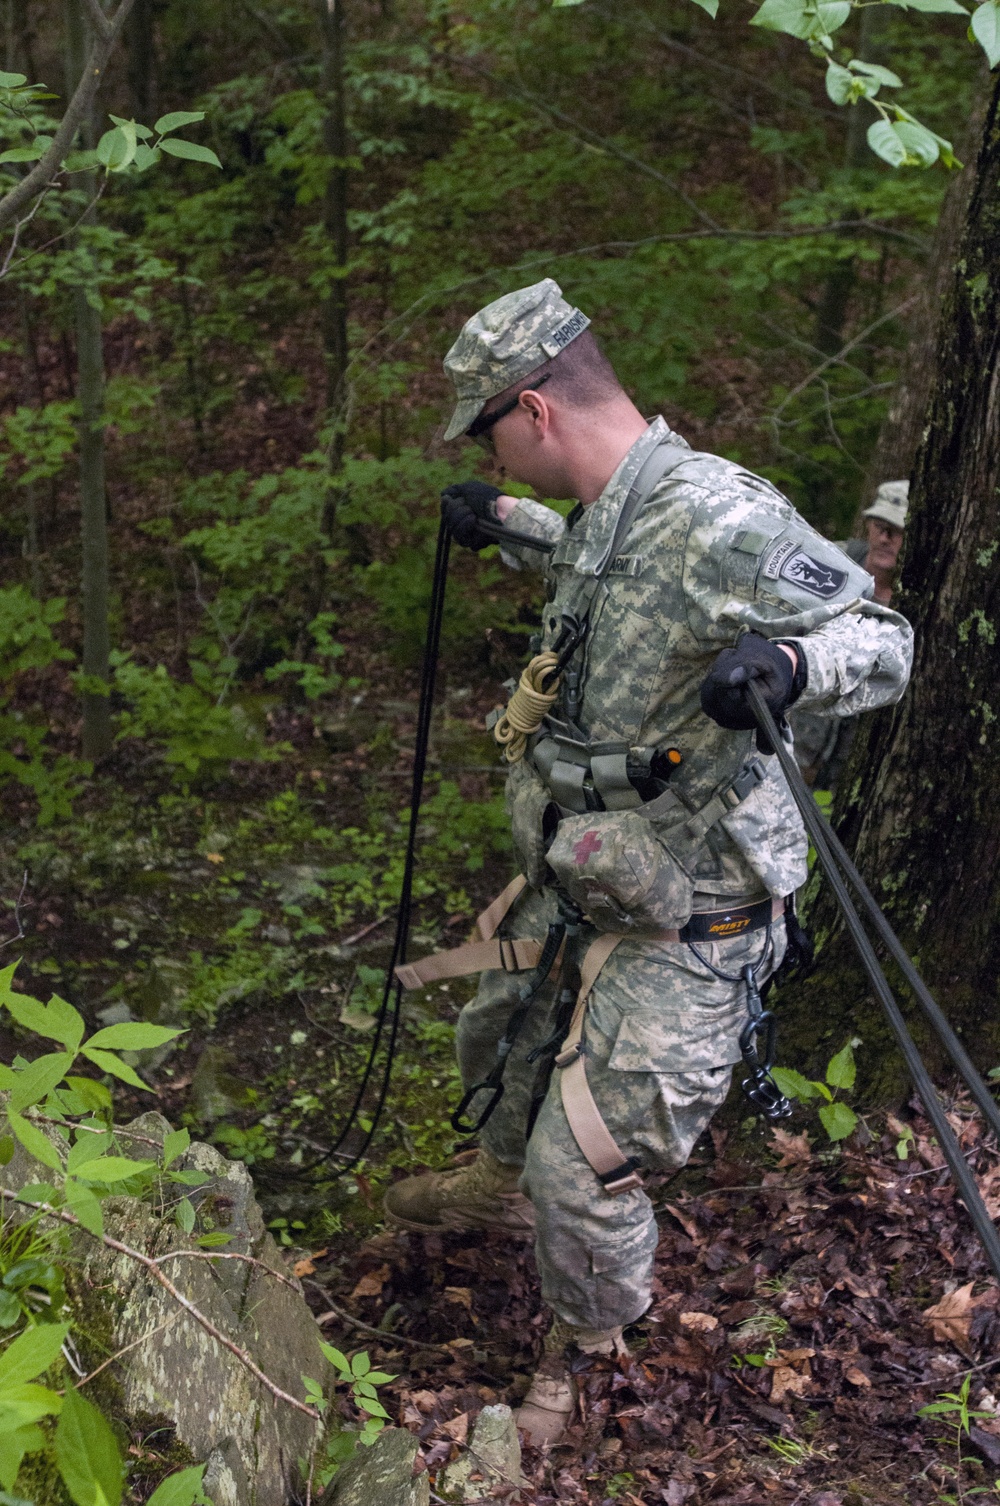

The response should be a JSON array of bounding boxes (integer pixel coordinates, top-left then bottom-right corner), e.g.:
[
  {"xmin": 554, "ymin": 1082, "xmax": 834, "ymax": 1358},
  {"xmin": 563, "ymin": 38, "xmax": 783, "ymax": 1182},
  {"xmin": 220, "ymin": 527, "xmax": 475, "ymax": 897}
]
[
  {"xmin": 442, "ymin": 278, "xmax": 590, "ymax": 442},
  {"xmin": 862, "ymin": 480, "xmax": 909, "ymax": 531}
]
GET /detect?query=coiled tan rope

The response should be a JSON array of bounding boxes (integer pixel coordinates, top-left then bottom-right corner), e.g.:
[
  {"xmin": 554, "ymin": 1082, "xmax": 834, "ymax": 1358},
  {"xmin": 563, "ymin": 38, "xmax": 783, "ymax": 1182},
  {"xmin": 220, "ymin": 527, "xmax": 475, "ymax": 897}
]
[{"xmin": 492, "ymin": 651, "xmax": 560, "ymax": 763}]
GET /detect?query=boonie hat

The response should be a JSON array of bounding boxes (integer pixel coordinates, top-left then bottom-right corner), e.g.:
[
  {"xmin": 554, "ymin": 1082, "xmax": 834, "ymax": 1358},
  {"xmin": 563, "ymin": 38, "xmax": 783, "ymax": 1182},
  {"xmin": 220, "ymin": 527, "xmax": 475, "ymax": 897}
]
[
  {"xmin": 442, "ymin": 278, "xmax": 590, "ymax": 442},
  {"xmin": 862, "ymin": 480, "xmax": 909, "ymax": 531}
]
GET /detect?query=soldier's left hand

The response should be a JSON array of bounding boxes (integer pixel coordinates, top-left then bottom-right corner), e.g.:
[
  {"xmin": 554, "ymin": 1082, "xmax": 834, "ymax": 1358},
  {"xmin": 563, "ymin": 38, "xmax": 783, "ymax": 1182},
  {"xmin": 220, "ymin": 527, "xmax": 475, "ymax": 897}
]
[{"xmin": 700, "ymin": 632, "xmax": 802, "ymax": 749}]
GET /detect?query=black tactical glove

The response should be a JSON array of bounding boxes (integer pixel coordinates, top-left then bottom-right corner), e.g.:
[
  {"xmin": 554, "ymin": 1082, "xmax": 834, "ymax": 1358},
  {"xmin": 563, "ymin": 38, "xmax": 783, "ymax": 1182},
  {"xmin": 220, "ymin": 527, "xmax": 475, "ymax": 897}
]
[
  {"xmin": 700, "ymin": 632, "xmax": 804, "ymax": 754},
  {"xmin": 440, "ymin": 481, "xmax": 502, "ymax": 551}
]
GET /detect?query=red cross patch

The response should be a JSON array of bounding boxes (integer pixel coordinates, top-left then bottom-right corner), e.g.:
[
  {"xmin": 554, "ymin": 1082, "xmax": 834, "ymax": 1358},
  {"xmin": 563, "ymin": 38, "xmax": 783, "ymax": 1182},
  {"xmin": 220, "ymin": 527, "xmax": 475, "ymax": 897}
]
[{"xmin": 573, "ymin": 830, "xmax": 603, "ymax": 865}]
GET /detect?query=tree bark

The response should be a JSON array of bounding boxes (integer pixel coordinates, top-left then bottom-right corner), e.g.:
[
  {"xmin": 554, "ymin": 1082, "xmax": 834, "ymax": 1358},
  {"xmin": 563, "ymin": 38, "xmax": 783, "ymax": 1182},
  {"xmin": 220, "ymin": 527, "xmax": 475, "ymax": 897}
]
[
  {"xmin": 65, "ymin": 0, "xmax": 112, "ymax": 761},
  {"xmin": 317, "ymin": 0, "xmax": 349, "ymax": 426},
  {"xmin": 126, "ymin": 0, "xmax": 156, "ymax": 121},
  {"xmin": 783, "ymin": 74, "xmax": 1000, "ymax": 1093}
]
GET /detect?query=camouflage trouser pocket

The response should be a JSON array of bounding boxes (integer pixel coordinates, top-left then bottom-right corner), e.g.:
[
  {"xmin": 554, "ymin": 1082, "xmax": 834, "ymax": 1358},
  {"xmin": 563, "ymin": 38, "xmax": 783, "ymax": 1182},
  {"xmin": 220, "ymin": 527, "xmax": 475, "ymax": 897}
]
[
  {"xmin": 545, "ymin": 809, "xmax": 693, "ymax": 933},
  {"xmin": 505, "ymin": 758, "xmax": 553, "ymax": 889}
]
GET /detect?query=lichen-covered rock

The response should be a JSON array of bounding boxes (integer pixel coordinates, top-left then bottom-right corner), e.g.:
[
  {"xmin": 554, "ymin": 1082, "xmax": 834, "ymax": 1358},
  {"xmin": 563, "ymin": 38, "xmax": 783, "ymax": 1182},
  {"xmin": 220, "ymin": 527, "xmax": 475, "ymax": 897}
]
[
  {"xmin": 320, "ymin": 1428, "xmax": 429, "ymax": 1506},
  {"xmin": 2, "ymin": 1105, "xmax": 332, "ymax": 1506},
  {"xmin": 438, "ymin": 1405, "xmax": 522, "ymax": 1502}
]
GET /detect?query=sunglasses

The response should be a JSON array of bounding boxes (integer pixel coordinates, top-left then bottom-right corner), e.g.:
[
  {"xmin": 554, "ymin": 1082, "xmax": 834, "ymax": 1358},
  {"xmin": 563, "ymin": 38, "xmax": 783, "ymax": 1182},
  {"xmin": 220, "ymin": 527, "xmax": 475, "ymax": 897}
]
[{"xmin": 466, "ymin": 373, "xmax": 551, "ymax": 454}]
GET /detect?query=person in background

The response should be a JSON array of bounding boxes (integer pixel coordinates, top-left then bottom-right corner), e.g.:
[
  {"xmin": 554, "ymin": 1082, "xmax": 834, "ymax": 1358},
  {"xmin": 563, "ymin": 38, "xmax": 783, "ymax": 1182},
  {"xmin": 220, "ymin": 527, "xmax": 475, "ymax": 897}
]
[{"xmin": 791, "ymin": 480, "xmax": 909, "ymax": 789}]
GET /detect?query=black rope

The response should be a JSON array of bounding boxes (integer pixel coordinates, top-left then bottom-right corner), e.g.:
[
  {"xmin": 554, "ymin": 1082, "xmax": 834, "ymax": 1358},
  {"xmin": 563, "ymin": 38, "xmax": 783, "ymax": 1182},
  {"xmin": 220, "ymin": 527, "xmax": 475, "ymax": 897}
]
[
  {"xmin": 296, "ymin": 520, "xmax": 453, "ymax": 1179},
  {"xmin": 747, "ymin": 681, "xmax": 1000, "ymax": 1281}
]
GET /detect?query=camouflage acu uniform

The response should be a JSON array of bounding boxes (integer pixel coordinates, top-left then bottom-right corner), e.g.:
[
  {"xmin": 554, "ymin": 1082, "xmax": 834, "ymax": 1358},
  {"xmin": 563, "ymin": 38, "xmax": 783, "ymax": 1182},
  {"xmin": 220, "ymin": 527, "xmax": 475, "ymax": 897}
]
[{"xmin": 455, "ymin": 416, "xmax": 912, "ymax": 1331}]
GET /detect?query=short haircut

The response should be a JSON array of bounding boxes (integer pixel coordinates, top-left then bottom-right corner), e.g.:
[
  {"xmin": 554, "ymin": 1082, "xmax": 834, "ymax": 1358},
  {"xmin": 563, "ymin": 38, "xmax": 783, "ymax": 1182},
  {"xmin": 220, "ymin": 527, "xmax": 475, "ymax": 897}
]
[{"xmin": 485, "ymin": 328, "xmax": 624, "ymax": 415}]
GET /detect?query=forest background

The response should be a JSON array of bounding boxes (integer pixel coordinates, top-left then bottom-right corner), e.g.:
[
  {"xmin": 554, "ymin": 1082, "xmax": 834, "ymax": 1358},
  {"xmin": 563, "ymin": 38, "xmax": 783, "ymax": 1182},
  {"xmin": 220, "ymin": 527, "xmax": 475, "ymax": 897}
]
[{"xmin": 0, "ymin": 0, "xmax": 998, "ymax": 1500}]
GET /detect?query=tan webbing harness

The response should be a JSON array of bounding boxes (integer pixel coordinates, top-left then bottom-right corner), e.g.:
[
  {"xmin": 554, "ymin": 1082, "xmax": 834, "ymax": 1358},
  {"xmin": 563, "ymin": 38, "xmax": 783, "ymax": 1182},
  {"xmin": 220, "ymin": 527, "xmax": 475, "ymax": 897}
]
[{"xmin": 395, "ymin": 877, "xmax": 783, "ymax": 1198}]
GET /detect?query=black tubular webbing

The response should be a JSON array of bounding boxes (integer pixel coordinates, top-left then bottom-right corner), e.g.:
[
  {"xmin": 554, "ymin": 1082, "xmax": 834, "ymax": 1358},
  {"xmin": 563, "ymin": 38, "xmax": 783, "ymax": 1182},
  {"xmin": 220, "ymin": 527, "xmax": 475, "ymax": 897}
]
[{"xmin": 747, "ymin": 681, "xmax": 1000, "ymax": 1281}]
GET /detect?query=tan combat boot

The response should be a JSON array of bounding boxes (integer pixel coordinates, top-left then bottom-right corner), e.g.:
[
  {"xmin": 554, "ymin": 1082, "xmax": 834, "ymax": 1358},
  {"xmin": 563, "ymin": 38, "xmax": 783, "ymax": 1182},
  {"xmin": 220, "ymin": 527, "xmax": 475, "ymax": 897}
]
[
  {"xmin": 382, "ymin": 1148, "xmax": 536, "ymax": 1237},
  {"xmin": 515, "ymin": 1315, "xmax": 627, "ymax": 1448}
]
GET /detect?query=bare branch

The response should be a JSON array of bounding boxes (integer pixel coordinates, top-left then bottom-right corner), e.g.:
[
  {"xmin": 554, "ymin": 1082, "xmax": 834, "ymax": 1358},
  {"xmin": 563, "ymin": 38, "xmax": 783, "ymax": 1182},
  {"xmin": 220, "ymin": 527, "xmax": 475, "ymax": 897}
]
[
  {"xmin": 0, "ymin": 871, "xmax": 29, "ymax": 950},
  {"xmin": 76, "ymin": 1312, "xmax": 180, "ymax": 1388},
  {"xmin": 0, "ymin": 1185, "xmax": 321, "ymax": 1420},
  {"xmin": 152, "ymin": 1247, "xmax": 301, "ymax": 1291},
  {"xmin": 769, "ymin": 298, "xmax": 919, "ymax": 424},
  {"xmin": 80, "ymin": 0, "xmax": 115, "ymax": 41},
  {"xmin": 0, "ymin": 0, "xmax": 138, "ymax": 235}
]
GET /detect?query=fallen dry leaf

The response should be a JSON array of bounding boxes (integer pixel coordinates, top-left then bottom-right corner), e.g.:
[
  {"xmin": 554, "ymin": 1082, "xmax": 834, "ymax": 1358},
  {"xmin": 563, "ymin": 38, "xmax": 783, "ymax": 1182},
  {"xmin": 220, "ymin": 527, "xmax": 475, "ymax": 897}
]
[
  {"xmin": 440, "ymin": 1411, "xmax": 469, "ymax": 1444},
  {"xmin": 924, "ymin": 1281, "xmax": 977, "ymax": 1346},
  {"xmin": 770, "ymin": 1364, "xmax": 812, "ymax": 1402},
  {"xmin": 293, "ymin": 1258, "xmax": 315, "ymax": 1278},
  {"xmin": 679, "ymin": 1311, "xmax": 719, "ymax": 1333},
  {"xmin": 444, "ymin": 1285, "xmax": 473, "ymax": 1310},
  {"xmin": 769, "ymin": 1126, "xmax": 812, "ymax": 1167},
  {"xmin": 661, "ymin": 1203, "xmax": 705, "ymax": 1245},
  {"xmin": 844, "ymin": 1365, "xmax": 872, "ymax": 1389},
  {"xmin": 205, "ymin": 852, "xmax": 224, "ymax": 864},
  {"xmin": 350, "ymin": 1263, "xmax": 390, "ymax": 1301}
]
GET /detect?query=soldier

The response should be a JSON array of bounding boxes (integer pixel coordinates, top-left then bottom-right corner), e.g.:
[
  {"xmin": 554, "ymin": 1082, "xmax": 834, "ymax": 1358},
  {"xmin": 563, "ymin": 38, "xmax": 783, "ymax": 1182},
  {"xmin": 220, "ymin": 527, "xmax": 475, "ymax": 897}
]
[
  {"xmin": 791, "ymin": 481, "xmax": 909, "ymax": 787},
  {"xmin": 383, "ymin": 280, "xmax": 912, "ymax": 1446}
]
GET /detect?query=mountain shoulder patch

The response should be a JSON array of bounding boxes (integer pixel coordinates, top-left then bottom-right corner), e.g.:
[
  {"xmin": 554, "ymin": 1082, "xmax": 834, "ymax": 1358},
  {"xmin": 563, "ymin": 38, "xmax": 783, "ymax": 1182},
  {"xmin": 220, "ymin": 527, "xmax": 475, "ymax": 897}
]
[{"xmin": 762, "ymin": 539, "xmax": 848, "ymax": 600}]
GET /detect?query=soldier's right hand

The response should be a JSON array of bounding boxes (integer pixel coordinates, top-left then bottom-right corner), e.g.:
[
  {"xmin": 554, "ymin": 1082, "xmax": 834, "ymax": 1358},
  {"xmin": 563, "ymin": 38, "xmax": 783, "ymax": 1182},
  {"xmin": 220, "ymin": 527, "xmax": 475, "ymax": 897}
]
[{"xmin": 441, "ymin": 481, "xmax": 502, "ymax": 551}]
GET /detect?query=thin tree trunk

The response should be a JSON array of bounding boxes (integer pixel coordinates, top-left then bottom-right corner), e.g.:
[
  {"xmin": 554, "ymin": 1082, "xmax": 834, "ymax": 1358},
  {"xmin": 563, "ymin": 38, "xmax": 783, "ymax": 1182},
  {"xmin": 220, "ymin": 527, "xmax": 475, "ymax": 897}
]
[
  {"xmin": 317, "ymin": 0, "xmax": 349, "ymax": 431},
  {"xmin": 126, "ymin": 0, "xmax": 156, "ymax": 121},
  {"xmin": 65, "ymin": 0, "xmax": 112, "ymax": 761},
  {"xmin": 782, "ymin": 74, "xmax": 1000, "ymax": 1094},
  {"xmin": 18, "ymin": 288, "xmax": 43, "ymax": 597}
]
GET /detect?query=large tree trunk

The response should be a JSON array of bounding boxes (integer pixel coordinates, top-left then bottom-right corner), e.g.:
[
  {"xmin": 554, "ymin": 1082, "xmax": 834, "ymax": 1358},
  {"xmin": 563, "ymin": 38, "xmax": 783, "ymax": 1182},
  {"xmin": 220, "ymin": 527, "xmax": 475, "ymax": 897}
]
[
  {"xmin": 783, "ymin": 73, "xmax": 1000, "ymax": 1095},
  {"xmin": 65, "ymin": 0, "xmax": 113, "ymax": 761}
]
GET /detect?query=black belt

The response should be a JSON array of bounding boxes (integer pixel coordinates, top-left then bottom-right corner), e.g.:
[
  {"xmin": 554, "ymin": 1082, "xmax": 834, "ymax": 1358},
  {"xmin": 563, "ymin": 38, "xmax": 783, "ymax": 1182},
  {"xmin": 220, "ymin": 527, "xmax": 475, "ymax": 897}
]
[{"xmin": 678, "ymin": 894, "xmax": 780, "ymax": 943}]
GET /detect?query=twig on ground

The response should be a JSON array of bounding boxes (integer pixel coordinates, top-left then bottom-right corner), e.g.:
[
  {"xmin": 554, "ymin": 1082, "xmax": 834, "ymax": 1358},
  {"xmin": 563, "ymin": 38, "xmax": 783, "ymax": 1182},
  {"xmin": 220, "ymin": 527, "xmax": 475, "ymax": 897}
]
[
  {"xmin": 76, "ymin": 1312, "xmax": 180, "ymax": 1388},
  {"xmin": 152, "ymin": 1247, "xmax": 301, "ymax": 1290},
  {"xmin": 306, "ymin": 1285, "xmax": 453, "ymax": 1354},
  {"xmin": 0, "ymin": 1185, "xmax": 321, "ymax": 1420}
]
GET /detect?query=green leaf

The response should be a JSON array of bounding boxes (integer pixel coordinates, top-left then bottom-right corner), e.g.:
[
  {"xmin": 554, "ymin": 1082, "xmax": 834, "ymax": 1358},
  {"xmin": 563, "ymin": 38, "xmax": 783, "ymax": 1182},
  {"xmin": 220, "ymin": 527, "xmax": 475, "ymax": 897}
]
[
  {"xmin": 175, "ymin": 1197, "xmax": 196, "ymax": 1234},
  {"xmin": 867, "ymin": 119, "xmax": 909, "ymax": 167},
  {"xmin": 85, "ymin": 1023, "xmax": 183, "ymax": 1052},
  {"xmin": 826, "ymin": 1041, "xmax": 857, "ymax": 1091},
  {"xmin": 355, "ymin": 1396, "xmax": 390, "ymax": 1418},
  {"xmin": 163, "ymin": 1128, "xmax": 190, "ymax": 1167},
  {"xmin": 686, "ymin": 0, "xmax": 720, "ymax": 14},
  {"xmin": 887, "ymin": 0, "xmax": 968, "ymax": 9},
  {"xmin": 0, "ymin": 1421, "xmax": 46, "ymax": 1492},
  {"xmin": 848, "ymin": 59, "xmax": 903, "ymax": 86},
  {"xmin": 0, "ymin": 1321, "xmax": 70, "ymax": 1388},
  {"xmin": 62, "ymin": 149, "xmax": 102, "ymax": 173},
  {"xmin": 153, "ymin": 110, "xmax": 205, "ymax": 134},
  {"xmin": 750, "ymin": 0, "xmax": 849, "ymax": 38},
  {"xmin": 157, "ymin": 138, "xmax": 222, "ymax": 169},
  {"xmin": 96, "ymin": 125, "xmax": 136, "ymax": 172},
  {"xmin": 320, "ymin": 1342, "xmax": 350, "ymax": 1374},
  {"xmin": 54, "ymin": 1386, "xmax": 124, "ymax": 1506},
  {"xmin": 5, "ymin": 1110, "xmax": 61, "ymax": 1171},
  {"xmin": 73, "ymin": 1155, "xmax": 156, "ymax": 1184},
  {"xmin": 64, "ymin": 1178, "xmax": 105, "ymax": 1238},
  {"xmin": 80, "ymin": 1047, "xmax": 149, "ymax": 1090},
  {"xmin": 818, "ymin": 1101, "xmax": 859, "ymax": 1141},
  {"xmin": 67, "ymin": 1131, "xmax": 113, "ymax": 1172},
  {"xmin": 0, "ymin": 141, "xmax": 46, "ymax": 164},
  {"xmin": 825, "ymin": 61, "xmax": 858, "ymax": 103},
  {"xmin": 169, "ymin": 1169, "xmax": 209, "ymax": 1186},
  {"xmin": 769, "ymin": 1066, "xmax": 820, "ymax": 1101},
  {"xmin": 1, "ymin": 984, "xmax": 85, "ymax": 1052},
  {"xmin": 0, "ymin": 71, "xmax": 27, "ymax": 87},
  {"xmin": 0, "ymin": 1291, "xmax": 20, "ymax": 1328},
  {"xmin": 972, "ymin": 0, "xmax": 1000, "ymax": 65},
  {"xmin": 109, "ymin": 114, "xmax": 152, "ymax": 140},
  {"xmin": 133, "ymin": 143, "xmax": 161, "ymax": 172},
  {"xmin": 893, "ymin": 119, "xmax": 941, "ymax": 166},
  {"xmin": 9, "ymin": 1052, "xmax": 74, "ymax": 1113},
  {"xmin": 196, "ymin": 1231, "xmax": 233, "ymax": 1248},
  {"xmin": 0, "ymin": 1384, "xmax": 64, "ymax": 1429},
  {"xmin": 64, "ymin": 1077, "xmax": 112, "ymax": 1115},
  {"xmin": 351, "ymin": 1353, "xmax": 371, "ymax": 1377},
  {"xmin": 146, "ymin": 1465, "xmax": 208, "ymax": 1506},
  {"xmin": 0, "ymin": 1136, "xmax": 13, "ymax": 1166}
]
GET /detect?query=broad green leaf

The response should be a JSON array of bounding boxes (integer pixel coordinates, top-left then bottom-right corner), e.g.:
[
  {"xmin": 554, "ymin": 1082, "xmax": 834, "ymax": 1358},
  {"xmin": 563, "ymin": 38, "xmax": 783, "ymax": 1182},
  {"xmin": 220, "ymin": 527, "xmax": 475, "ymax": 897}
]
[
  {"xmin": 54, "ymin": 1386, "xmax": 124, "ymax": 1506},
  {"xmin": 1, "ymin": 985, "xmax": 84, "ymax": 1052},
  {"xmin": 893, "ymin": 119, "xmax": 941, "ymax": 166},
  {"xmin": 175, "ymin": 1197, "xmax": 195, "ymax": 1234},
  {"xmin": 888, "ymin": 0, "xmax": 968, "ymax": 9},
  {"xmin": 85, "ymin": 1022, "xmax": 183, "ymax": 1052},
  {"xmin": 196, "ymin": 1231, "xmax": 233, "ymax": 1248},
  {"xmin": 154, "ymin": 110, "xmax": 205, "ymax": 133},
  {"xmin": 0, "ymin": 1420, "xmax": 46, "ymax": 1492},
  {"xmin": 0, "ymin": 141, "xmax": 46, "ymax": 164},
  {"xmin": 80, "ymin": 1047, "xmax": 149, "ymax": 1090},
  {"xmin": 0, "ymin": 70, "xmax": 27, "ymax": 87},
  {"xmin": 351, "ymin": 1352, "xmax": 371, "ymax": 1377},
  {"xmin": 867, "ymin": 119, "xmax": 909, "ymax": 166},
  {"xmin": 67, "ymin": 1130, "xmax": 113, "ymax": 1172},
  {"xmin": 62, "ymin": 149, "xmax": 102, "ymax": 172},
  {"xmin": 0, "ymin": 1065, "xmax": 14, "ymax": 1090},
  {"xmin": 355, "ymin": 1396, "xmax": 390, "ymax": 1418},
  {"xmin": 64, "ymin": 1077, "xmax": 112, "ymax": 1114},
  {"xmin": 146, "ymin": 1465, "xmax": 208, "ymax": 1506},
  {"xmin": 686, "ymin": 0, "xmax": 720, "ymax": 14},
  {"xmin": 751, "ymin": 0, "xmax": 848, "ymax": 38},
  {"xmin": 0, "ymin": 1321, "xmax": 70, "ymax": 1387},
  {"xmin": 133, "ymin": 143, "xmax": 161, "ymax": 172},
  {"xmin": 17, "ymin": 1182, "xmax": 56, "ymax": 1204},
  {"xmin": 6, "ymin": 1110, "xmax": 62, "ymax": 1171},
  {"xmin": 319, "ymin": 1342, "xmax": 350, "ymax": 1373},
  {"xmin": 64, "ymin": 1178, "xmax": 105, "ymax": 1238},
  {"xmin": 9, "ymin": 1052, "xmax": 74, "ymax": 1112},
  {"xmin": 163, "ymin": 1127, "xmax": 190, "ymax": 1167},
  {"xmin": 73, "ymin": 1154, "xmax": 155, "ymax": 1184},
  {"xmin": 0, "ymin": 1387, "xmax": 64, "ymax": 1430},
  {"xmin": 818, "ymin": 1101, "xmax": 859, "ymax": 1141},
  {"xmin": 972, "ymin": 0, "xmax": 1000, "ymax": 66},
  {"xmin": 157, "ymin": 138, "xmax": 222, "ymax": 169},
  {"xmin": 848, "ymin": 59, "xmax": 903, "ymax": 86},
  {"xmin": 96, "ymin": 125, "xmax": 136, "ymax": 172},
  {"xmin": 0, "ymin": 1290, "xmax": 20, "ymax": 1327},
  {"xmin": 825, "ymin": 61, "xmax": 857, "ymax": 103},
  {"xmin": 0, "ymin": 1136, "xmax": 13, "ymax": 1166},
  {"xmin": 826, "ymin": 1041, "xmax": 857, "ymax": 1091},
  {"xmin": 769, "ymin": 1066, "xmax": 820, "ymax": 1101}
]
